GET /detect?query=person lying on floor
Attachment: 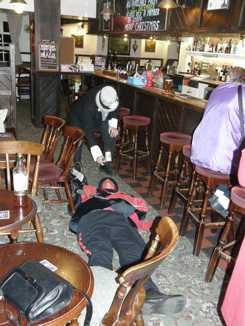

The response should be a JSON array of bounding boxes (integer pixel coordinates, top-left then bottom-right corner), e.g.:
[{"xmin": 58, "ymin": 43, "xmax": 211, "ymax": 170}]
[{"xmin": 69, "ymin": 177, "xmax": 186, "ymax": 324}]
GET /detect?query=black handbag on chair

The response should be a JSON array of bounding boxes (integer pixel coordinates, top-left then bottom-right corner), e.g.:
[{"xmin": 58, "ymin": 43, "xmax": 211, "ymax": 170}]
[{"xmin": 0, "ymin": 261, "xmax": 73, "ymax": 323}]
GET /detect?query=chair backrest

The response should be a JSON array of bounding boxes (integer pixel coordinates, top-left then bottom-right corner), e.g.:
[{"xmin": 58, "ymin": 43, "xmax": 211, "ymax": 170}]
[
  {"xmin": 56, "ymin": 125, "xmax": 84, "ymax": 177},
  {"xmin": 0, "ymin": 141, "xmax": 44, "ymax": 196},
  {"xmin": 102, "ymin": 216, "xmax": 179, "ymax": 326},
  {"xmin": 41, "ymin": 115, "xmax": 65, "ymax": 162}
]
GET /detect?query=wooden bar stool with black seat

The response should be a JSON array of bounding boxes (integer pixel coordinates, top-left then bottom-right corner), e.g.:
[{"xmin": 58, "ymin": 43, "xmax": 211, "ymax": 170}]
[
  {"xmin": 117, "ymin": 115, "xmax": 151, "ymax": 180},
  {"xmin": 168, "ymin": 144, "xmax": 194, "ymax": 213},
  {"xmin": 205, "ymin": 186, "xmax": 245, "ymax": 282},
  {"xmin": 180, "ymin": 165, "xmax": 230, "ymax": 256},
  {"xmin": 148, "ymin": 132, "xmax": 191, "ymax": 209}
]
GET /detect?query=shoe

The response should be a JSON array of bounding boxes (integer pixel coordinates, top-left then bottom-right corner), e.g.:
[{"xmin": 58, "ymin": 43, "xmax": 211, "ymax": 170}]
[
  {"xmin": 143, "ymin": 289, "xmax": 186, "ymax": 315},
  {"xmin": 99, "ymin": 162, "xmax": 115, "ymax": 176}
]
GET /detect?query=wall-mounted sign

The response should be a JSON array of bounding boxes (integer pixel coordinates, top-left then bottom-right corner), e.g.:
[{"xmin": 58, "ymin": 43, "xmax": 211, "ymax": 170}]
[
  {"xmin": 207, "ymin": 0, "xmax": 230, "ymax": 10},
  {"xmin": 114, "ymin": 0, "xmax": 165, "ymax": 33},
  {"xmin": 39, "ymin": 40, "xmax": 58, "ymax": 71}
]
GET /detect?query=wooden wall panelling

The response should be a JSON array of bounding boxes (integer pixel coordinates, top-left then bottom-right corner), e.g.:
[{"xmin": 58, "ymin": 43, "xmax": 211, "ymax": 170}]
[
  {"xmin": 118, "ymin": 84, "xmax": 135, "ymax": 111},
  {"xmin": 168, "ymin": 1, "xmax": 202, "ymax": 33},
  {"xmin": 32, "ymin": 0, "xmax": 60, "ymax": 127},
  {"xmin": 32, "ymin": 73, "xmax": 60, "ymax": 125},
  {"xmin": 200, "ymin": 0, "xmax": 243, "ymax": 32}
]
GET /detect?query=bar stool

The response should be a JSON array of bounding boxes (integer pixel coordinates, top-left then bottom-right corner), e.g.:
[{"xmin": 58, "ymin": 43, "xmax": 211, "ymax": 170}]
[
  {"xmin": 118, "ymin": 107, "xmax": 130, "ymax": 139},
  {"xmin": 148, "ymin": 132, "xmax": 191, "ymax": 208},
  {"xmin": 168, "ymin": 144, "xmax": 193, "ymax": 213},
  {"xmin": 117, "ymin": 115, "xmax": 151, "ymax": 180},
  {"xmin": 119, "ymin": 107, "xmax": 130, "ymax": 119},
  {"xmin": 180, "ymin": 165, "xmax": 230, "ymax": 256},
  {"xmin": 205, "ymin": 186, "xmax": 245, "ymax": 282}
]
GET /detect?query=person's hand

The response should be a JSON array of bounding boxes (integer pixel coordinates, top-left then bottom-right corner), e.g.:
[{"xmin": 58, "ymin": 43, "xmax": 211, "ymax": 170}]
[
  {"xmin": 96, "ymin": 155, "xmax": 105, "ymax": 165},
  {"xmin": 109, "ymin": 127, "xmax": 119, "ymax": 138}
]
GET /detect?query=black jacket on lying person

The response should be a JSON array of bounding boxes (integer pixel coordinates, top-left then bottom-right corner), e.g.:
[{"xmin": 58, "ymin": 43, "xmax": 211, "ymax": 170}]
[
  {"xmin": 69, "ymin": 185, "xmax": 152, "ymax": 272},
  {"xmin": 69, "ymin": 191, "xmax": 148, "ymax": 235}
]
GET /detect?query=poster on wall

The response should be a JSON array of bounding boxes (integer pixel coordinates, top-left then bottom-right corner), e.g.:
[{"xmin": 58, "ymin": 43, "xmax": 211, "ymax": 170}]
[
  {"xmin": 39, "ymin": 40, "xmax": 58, "ymax": 71},
  {"xmin": 207, "ymin": 0, "xmax": 230, "ymax": 10}
]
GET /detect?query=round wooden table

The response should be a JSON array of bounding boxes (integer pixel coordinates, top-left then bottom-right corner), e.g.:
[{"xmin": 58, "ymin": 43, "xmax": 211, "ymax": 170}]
[
  {"xmin": 0, "ymin": 242, "xmax": 94, "ymax": 325},
  {"xmin": 0, "ymin": 190, "xmax": 37, "ymax": 241}
]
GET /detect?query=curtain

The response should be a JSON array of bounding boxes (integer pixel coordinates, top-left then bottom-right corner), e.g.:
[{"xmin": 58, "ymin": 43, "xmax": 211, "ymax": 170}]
[{"xmin": 7, "ymin": 12, "xmax": 23, "ymax": 66}]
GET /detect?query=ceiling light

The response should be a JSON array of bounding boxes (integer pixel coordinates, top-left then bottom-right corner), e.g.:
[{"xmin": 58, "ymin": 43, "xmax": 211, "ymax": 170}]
[
  {"xmin": 101, "ymin": 1, "xmax": 113, "ymax": 22},
  {"xmin": 10, "ymin": 0, "xmax": 27, "ymax": 14},
  {"xmin": 159, "ymin": 0, "xmax": 177, "ymax": 31},
  {"xmin": 158, "ymin": 0, "xmax": 177, "ymax": 9}
]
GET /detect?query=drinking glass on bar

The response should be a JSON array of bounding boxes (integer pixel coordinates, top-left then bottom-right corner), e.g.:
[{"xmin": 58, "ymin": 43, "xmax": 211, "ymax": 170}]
[{"xmin": 164, "ymin": 79, "xmax": 173, "ymax": 93}]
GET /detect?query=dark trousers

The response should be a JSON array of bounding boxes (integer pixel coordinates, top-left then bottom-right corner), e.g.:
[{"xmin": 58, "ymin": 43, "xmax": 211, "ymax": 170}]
[
  {"xmin": 77, "ymin": 210, "xmax": 158, "ymax": 291},
  {"xmin": 74, "ymin": 120, "xmax": 116, "ymax": 166}
]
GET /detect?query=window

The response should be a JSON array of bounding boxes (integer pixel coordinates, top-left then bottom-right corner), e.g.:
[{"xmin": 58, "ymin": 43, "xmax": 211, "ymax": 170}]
[
  {"xmin": 0, "ymin": 21, "xmax": 11, "ymax": 64},
  {"xmin": 207, "ymin": 0, "xmax": 230, "ymax": 10}
]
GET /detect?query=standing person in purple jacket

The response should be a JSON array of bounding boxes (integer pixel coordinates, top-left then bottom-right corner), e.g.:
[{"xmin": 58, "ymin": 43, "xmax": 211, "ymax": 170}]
[{"xmin": 191, "ymin": 67, "xmax": 245, "ymax": 176}]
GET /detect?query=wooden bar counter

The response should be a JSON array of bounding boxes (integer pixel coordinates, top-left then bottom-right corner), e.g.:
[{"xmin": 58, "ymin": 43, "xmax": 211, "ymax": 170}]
[{"xmin": 93, "ymin": 71, "xmax": 207, "ymax": 163}]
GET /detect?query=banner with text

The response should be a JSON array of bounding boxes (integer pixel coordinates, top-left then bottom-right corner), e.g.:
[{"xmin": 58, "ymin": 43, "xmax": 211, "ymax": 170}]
[{"xmin": 114, "ymin": 0, "xmax": 165, "ymax": 33}]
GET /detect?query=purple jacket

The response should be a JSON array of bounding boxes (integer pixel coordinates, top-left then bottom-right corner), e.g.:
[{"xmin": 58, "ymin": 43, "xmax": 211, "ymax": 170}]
[{"xmin": 191, "ymin": 82, "xmax": 245, "ymax": 174}]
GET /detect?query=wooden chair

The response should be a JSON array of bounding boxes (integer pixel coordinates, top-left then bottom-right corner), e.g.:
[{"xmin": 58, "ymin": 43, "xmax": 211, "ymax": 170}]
[
  {"xmin": 37, "ymin": 125, "xmax": 84, "ymax": 214},
  {"xmin": 0, "ymin": 140, "xmax": 44, "ymax": 242},
  {"xmin": 102, "ymin": 216, "xmax": 179, "ymax": 326},
  {"xmin": 40, "ymin": 115, "xmax": 66, "ymax": 162}
]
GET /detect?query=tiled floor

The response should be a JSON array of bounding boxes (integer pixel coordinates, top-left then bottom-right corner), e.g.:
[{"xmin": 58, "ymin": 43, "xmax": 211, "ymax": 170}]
[{"xmin": 11, "ymin": 100, "xmax": 228, "ymax": 325}]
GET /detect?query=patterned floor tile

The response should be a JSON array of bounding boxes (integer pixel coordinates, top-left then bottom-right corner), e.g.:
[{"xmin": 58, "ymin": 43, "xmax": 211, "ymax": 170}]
[{"xmin": 11, "ymin": 100, "xmax": 228, "ymax": 326}]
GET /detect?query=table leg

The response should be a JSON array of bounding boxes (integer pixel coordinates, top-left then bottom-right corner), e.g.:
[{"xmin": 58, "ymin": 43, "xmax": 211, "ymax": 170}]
[
  {"xmin": 32, "ymin": 213, "xmax": 44, "ymax": 242},
  {"xmin": 9, "ymin": 231, "xmax": 18, "ymax": 243}
]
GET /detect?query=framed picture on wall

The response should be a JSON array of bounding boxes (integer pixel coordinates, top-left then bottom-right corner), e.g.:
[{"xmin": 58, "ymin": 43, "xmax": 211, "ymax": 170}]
[
  {"xmin": 108, "ymin": 37, "xmax": 130, "ymax": 55},
  {"xmin": 72, "ymin": 35, "xmax": 84, "ymax": 48},
  {"xmin": 207, "ymin": 0, "xmax": 230, "ymax": 10},
  {"xmin": 145, "ymin": 40, "xmax": 156, "ymax": 53}
]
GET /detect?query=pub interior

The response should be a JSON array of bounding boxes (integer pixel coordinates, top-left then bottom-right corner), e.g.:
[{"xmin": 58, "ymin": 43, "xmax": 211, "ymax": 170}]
[{"xmin": 0, "ymin": 0, "xmax": 245, "ymax": 325}]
